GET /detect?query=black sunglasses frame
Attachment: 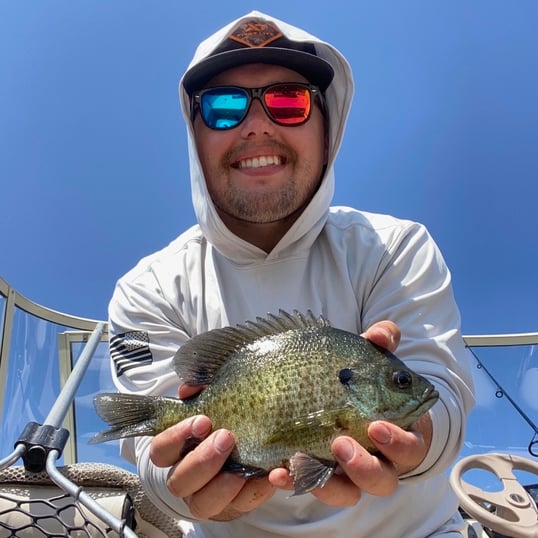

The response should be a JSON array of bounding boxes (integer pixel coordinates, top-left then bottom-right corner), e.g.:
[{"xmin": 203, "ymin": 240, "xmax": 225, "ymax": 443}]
[{"xmin": 190, "ymin": 82, "xmax": 325, "ymax": 130}]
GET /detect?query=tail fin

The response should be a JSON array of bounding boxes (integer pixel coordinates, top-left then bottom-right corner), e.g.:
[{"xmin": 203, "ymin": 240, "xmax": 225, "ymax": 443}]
[{"xmin": 90, "ymin": 392, "xmax": 172, "ymax": 444}]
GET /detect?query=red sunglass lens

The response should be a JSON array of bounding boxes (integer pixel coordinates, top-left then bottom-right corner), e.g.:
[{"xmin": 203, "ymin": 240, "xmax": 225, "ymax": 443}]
[{"xmin": 264, "ymin": 86, "xmax": 311, "ymax": 125}]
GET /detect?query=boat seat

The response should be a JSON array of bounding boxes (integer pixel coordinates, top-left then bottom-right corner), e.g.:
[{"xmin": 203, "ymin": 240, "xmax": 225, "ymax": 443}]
[{"xmin": 0, "ymin": 463, "xmax": 183, "ymax": 537}]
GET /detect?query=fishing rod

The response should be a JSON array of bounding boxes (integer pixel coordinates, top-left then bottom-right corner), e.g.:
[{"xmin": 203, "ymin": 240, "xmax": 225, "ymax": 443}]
[{"xmin": 468, "ymin": 347, "xmax": 538, "ymax": 457}]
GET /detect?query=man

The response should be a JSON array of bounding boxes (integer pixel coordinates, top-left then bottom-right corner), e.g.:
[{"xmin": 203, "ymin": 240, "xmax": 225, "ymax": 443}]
[{"xmin": 108, "ymin": 10, "xmax": 475, "ymax": 537}]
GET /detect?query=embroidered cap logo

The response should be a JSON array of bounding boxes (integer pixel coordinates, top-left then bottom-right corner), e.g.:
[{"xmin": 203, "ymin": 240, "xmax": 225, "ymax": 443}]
[{"xmin": 228, "ymin": 19, "xmax": 284, "ymax": 48}]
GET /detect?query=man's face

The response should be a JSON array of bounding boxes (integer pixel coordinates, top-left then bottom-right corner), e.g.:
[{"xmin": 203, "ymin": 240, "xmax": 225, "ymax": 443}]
[{"xmin": 192, "ymin": 64, "xmax": 327, "ymax": 226}]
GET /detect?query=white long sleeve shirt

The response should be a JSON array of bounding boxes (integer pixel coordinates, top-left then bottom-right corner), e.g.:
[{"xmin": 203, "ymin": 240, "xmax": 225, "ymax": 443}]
[{"xmin": 108, "ymin": 10, "xmax": 475, "ymax": 538}]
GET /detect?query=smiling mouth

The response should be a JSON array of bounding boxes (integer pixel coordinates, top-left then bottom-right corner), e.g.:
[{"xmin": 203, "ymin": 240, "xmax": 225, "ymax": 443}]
[{"xmin": 233, "ymin": 155, "xmax": 284, "ymax": 169}]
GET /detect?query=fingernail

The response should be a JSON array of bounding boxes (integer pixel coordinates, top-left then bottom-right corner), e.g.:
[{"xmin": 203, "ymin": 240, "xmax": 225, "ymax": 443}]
[
  {"xmin": 213, "ymin": 429, "xmax": 234, "ymax": 453},
  {"xmin": 191, "ymin": 416, "xmax": 211, "ymax": 439},
  {"xmin": 370, "ymin": 422, "xmax": 391, "ymax": 445},
  {"xmin": 334, "ymin": 438, "xmax": 355, "ymax": 463}
]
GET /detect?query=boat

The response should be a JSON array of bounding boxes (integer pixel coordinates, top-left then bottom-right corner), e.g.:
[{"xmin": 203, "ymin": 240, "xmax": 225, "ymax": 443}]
[{"xmin": 1, "ymin": 275, "xmax": 536, "ymax": 537}]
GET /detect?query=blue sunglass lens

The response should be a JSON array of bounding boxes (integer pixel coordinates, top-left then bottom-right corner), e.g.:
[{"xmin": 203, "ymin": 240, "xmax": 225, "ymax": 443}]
[{"xmin": 201, "ymin": 89, "xmax": 249, "ymax": 130}]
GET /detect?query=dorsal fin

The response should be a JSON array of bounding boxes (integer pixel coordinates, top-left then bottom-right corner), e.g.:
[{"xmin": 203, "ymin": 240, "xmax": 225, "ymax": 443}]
[{"xmin": 173, "ymin": 310, "xmax": 330, "ymax": 385}]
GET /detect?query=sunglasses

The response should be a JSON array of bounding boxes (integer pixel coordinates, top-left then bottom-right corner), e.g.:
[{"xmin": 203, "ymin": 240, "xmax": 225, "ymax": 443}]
[{"xmin": 191, "ymin": 82, "xmax": 323, "ymax": 130}]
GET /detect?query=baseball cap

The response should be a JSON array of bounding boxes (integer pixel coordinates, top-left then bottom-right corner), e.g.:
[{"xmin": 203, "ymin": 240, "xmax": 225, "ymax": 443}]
[{"xmin": 183, "ymin": 17, "xmax": 335, "ymax": 95}]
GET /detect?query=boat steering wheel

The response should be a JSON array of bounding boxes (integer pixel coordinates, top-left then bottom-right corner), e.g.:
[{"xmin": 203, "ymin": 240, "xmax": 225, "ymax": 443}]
[{"xmin": 450, "ymin": 453, "xmax": 538, "ymax": 538}]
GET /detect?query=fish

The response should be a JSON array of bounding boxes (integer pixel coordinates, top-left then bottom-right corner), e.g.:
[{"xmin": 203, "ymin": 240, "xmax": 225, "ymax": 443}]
[{"xmin": 91, "ymin": 310, "xmax": 439, "ymax": 495}]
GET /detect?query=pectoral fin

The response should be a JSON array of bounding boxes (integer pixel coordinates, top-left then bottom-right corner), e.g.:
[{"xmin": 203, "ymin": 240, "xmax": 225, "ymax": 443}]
[{"xmin": 289, "ymin": 452, "xmax": 336, "ymax": 496}]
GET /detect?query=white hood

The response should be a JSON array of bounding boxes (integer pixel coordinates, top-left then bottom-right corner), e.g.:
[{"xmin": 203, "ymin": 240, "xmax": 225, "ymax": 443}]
[{"xmin": 178, "ymin": 11, "xmax": 354, "ymax": 263}]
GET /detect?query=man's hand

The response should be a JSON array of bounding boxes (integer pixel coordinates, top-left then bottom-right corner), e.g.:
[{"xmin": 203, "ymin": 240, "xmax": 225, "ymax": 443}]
[{"xmin": 150, "ymin": 415, "xmax": 276, "ymax": 521}]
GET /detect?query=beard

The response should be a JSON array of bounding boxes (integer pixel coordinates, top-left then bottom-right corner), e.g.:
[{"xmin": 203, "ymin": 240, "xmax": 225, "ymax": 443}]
[{"xmin": 214, "ymin": 184, "xmax": 303, "ymax": 224}]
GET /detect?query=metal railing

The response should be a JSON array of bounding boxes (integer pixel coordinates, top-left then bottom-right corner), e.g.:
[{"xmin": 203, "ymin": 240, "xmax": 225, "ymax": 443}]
[
  {"xmin": 0, "ymin": 276, "xmax": 105, "ymax": 426},
  {"xmin": 0, "ymin": 322, "xmax": 137, "ymax": 537},
  {"xmin": 0, "ymin": 278, "xmax": 140, "ymax": 536}
]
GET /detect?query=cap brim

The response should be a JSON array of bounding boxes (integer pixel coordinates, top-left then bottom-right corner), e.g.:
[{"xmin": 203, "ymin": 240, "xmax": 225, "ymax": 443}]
[{"xmin": 183, "ymin": 47, "xmax": 334, "ymax": 94}]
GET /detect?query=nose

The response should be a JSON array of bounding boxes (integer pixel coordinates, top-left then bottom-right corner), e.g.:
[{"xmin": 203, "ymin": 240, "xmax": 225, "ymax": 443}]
[{"xmin": 239, "ymin": 98, "xmax": 275, "ymax": 138}]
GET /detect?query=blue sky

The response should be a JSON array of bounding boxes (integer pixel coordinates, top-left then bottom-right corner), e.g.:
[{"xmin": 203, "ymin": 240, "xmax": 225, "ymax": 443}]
[{"xmin": 1, "ymin": 1, "xmax": 537, "ymax": 336}]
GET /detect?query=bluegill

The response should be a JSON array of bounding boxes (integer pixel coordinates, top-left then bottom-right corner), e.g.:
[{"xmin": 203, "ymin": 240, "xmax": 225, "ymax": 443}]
[{"xmin": 92, "ymin": 310, "xmax": 438, "ymax": 495}]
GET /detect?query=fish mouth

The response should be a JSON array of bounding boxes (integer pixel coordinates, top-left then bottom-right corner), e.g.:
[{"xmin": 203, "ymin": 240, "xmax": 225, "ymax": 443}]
[{"xmin": 414, "ymin": 386, "xmax": 440, "ymax": 416}]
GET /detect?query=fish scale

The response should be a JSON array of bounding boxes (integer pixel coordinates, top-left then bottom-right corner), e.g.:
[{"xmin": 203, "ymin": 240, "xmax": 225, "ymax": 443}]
[{"xmin": 92, "ymin": 310, "xmax": 439, "ymax": 495}]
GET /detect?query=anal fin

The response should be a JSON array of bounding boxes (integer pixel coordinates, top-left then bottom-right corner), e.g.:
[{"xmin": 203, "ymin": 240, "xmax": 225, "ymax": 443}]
[{"xmin": 289, "ymin": 452, "xmax": 336, "ymax": 496}]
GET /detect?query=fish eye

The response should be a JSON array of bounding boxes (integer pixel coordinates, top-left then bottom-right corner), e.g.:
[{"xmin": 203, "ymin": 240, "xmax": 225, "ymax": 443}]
[
  {"xmin": 339, "ymin": 368, "xmax": 354, "ymax": 385},
  {"xmin": 393, "ymin": 370, "xmax": 412, "ymax": 389}
]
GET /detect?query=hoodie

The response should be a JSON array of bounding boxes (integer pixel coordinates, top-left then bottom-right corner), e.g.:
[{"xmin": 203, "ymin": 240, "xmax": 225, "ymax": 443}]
[{"xmin": 109, "ymin": 10, "xmax": 475, "ymax": 538}]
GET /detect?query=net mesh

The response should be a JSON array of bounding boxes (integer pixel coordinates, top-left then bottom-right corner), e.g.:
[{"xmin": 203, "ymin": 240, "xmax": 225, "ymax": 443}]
[{"xmin": 0, "ymin": 463, "xmax": 183, "ymax": 538}]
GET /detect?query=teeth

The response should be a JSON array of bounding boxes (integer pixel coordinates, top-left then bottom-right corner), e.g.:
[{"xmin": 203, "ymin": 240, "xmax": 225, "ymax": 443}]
[{"xmin": 238, "ymin": 155, "xmax": 282, "ymax": 169}]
